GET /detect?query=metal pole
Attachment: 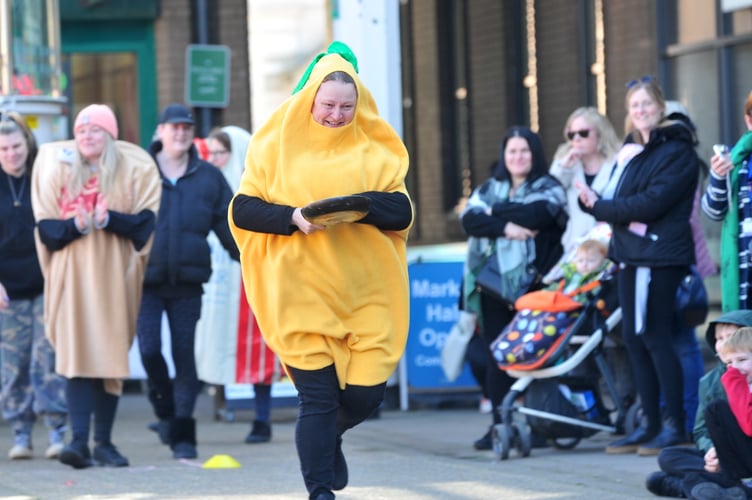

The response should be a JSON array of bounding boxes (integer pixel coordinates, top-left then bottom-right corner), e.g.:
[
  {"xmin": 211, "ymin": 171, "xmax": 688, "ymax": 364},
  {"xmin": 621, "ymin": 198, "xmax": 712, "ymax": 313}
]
[
  {"xmin": 46, "ymin": 0, "xmax": 62, "ymax": 96},
  {"xmin": 0, "ymin": 0, "xmax": 13, "ymax": 95},
  {"xmin": 195, "ymin": 0, "xmax": 211, "ymax": 137}
]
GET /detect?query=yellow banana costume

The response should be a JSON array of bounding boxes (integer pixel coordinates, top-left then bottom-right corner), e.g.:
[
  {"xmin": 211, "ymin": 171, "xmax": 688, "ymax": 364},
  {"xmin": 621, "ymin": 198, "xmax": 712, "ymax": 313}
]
[{"xmin": 229, "ymin": 49, "xmax": 412, "ymax": 390}]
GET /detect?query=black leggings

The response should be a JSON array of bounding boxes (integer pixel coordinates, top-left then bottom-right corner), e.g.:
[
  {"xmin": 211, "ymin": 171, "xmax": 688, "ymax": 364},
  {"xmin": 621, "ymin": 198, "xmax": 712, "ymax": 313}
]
[
  {"xmin": 66, "ymin": 377, "xmax": 120, "ymax": 445},
  {"xmin": 287, "ymin": 364, "xmax": 384, "ymax": 498},
  {"xmin": 137, "ymin": 291, "xmax": 203, "ymax": 418},
  {"xmin": 479, "ymin": 292, "xmax": 515, "ymax": 425},
  {"xmin": 618, "ymin": 265, "xmax": 685, "ymax": 431}
]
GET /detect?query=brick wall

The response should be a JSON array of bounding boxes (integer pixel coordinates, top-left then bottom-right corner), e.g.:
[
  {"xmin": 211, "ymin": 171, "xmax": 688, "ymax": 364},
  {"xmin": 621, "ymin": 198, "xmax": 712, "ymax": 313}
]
[
  {"xmin": 409, "ymin": 0, "xmax": 445, "ymax": 243},
  {"xmin": 603, "ymin": 0, "xmax": 658, "ymax": 137},
  {"xmin": 536, "ymin": 0, "xmax": 582, "ymax": 159},
  {"xmin": 467, "ymin": 1, "xmax": 506, "ymax": 183},
  {"xmin": 154, "ymin": 0, "xmax": 251, "ymax": 133}
]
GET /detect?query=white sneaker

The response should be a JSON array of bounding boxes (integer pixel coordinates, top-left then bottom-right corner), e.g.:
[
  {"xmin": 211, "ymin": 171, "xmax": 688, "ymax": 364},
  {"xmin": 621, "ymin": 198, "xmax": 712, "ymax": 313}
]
[
  {"xmin": 9, "ymin": 432, "xmax": 32, "ymax": 460},
  {"xmin": 45, "ymin": 442, "xmax": 64, "ymax": 459},
  {"xmin": 46, "ymin": 426, "xmax": 66, "ymax": 459}
]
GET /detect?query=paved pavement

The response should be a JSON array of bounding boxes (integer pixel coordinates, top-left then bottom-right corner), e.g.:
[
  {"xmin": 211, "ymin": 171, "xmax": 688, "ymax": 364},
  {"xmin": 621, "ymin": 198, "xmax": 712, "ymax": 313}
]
[{"xmin": 0, "ymin": 389, "xmax": 662, "ymax": 499}]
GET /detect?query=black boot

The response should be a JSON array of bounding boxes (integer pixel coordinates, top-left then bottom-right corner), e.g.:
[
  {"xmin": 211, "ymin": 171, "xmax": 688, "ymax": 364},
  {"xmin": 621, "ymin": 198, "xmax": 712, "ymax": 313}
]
[
  {"xmin": 147, "ymin": 420, "xmax": 171, "ymax": 445},
  {"xmin": 147, "ymin": 387, "xmax": 174, "ymax": 446},
  {"xmin": 244, "ymin": 420, "xmax": 271, "ymax": 444},
  {"xmin": 605, "ymin": 425, "xmax": 659, "ymax": 454},
  {"xmin": 170, "ymin": 417, "xmax": 197, "ymax": 459},
  {"xmin": 59, "ymin": 439, "xmax": 93, "ymax": 469},
  {"xmin": 645, "ymin": 471, "xmax": 685, "ymax": 497},
  {"xmin": 473, "ymin": 426, "xmax": 493, "ymax": 450},
  {"xmin": 637, "ymin": 418, "xmax": 689, "ymax": 456}
]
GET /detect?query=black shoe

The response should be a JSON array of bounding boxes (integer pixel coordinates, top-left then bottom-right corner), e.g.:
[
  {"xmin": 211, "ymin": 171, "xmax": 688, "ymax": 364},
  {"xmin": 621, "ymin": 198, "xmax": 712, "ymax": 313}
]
[
  {"xmin": 638, "ymin": 420, "xmax": 690, "ymax": 456},
  {"xmin": 244, "ymin": 420, "xmax": 271, "ymax": 444},
  {"xmin": 690, "ymin": 481, "xmax": 747, "ymax": 500},
  {"xmin": 312, "ymin": 490, "xmax": 335, "ymax": 500},
  {"xmin": 645, "ymin": 471, "xmax": 685, "ymax": 497},
  {"xmin": 606, "ymin": 426, "xmax": 658, "ymax": 454},
  {"xmin": 93, "ymin": 442, "xmax": 129, "ymax": 467},
  {"xmin": 473, "ymin": 427, "xmax": 493, "ymax": 450},
  {"xmin": 148, "ymin": 420, "xmax": 171, "ymax": 445},
  {"xmin": 59, "ymin": 441, "xmax": 93, "ymax": 469},
  {"xmin": 172, "ymin": 441, "xmax": 197, "ymax": 459},
  {"xmin": 333, "ymin": 436, "xmax": 348, "ymax": 491}
]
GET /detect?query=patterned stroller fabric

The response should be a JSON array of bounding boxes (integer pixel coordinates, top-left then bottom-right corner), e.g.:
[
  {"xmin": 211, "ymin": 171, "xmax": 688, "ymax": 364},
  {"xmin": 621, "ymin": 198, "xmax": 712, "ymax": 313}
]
[
  {"xmin": 491, "ymin": 258, "xmax": 616, "ymax": 372},
  {"xmin": 492, "ymin": 308, "xmax": 582, "ymax": 369}
]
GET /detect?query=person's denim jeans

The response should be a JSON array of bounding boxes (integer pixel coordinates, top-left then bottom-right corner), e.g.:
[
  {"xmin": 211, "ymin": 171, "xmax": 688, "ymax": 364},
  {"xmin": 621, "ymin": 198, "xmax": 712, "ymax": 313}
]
[{"xmin": 673, "ymin": 325, "xmax": 704, "ymax": 436}]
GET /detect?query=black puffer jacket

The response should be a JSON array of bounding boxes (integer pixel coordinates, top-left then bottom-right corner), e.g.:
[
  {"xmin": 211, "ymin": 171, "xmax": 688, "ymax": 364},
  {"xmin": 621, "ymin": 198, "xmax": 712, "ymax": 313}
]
[
  {"xmin": 589, "ymin": 114, "xmax": 698, "ymax": 267},
  {"xmin": 144, "ymin": 141, "xmax": 239, "ymax": 296}
]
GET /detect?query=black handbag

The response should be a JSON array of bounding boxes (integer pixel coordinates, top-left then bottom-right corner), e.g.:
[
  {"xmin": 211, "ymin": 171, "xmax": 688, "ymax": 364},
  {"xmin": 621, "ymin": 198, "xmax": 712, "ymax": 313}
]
[
  {"xmin": 675, "ymin": 266, "xmax": 709, "ymax": 328},
  {"xmin": 475, "ymin": 255, "xmax": 539, "ymax": 304}
]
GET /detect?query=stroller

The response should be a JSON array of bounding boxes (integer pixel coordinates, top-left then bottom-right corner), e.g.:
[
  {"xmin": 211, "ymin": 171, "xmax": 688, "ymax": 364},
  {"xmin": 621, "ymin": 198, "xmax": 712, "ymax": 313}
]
[{"xmin": 489, "ymin": 228, "xmax": 637, "ymax": 460}]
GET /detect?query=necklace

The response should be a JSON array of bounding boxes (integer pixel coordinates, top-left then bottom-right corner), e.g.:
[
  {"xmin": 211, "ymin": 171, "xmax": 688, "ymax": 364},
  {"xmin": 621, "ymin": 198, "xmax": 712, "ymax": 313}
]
[{"xmin": 7, "ymin": 174, "xmax": 27, "ymax": 208}]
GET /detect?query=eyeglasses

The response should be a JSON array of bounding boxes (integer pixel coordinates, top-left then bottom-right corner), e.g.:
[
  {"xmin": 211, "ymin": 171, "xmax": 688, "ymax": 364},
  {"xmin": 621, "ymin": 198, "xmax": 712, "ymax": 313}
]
[
  {"xmin": 625, "ymin": 75, "xmax": 655, "ymax": 89},
  {"xmin": 566, "ymin": 129, "xmax": 591, "ymax": 140},
  {"xmin": 208, "ymin": 150, "xmax": 229, "ymax": 156}
]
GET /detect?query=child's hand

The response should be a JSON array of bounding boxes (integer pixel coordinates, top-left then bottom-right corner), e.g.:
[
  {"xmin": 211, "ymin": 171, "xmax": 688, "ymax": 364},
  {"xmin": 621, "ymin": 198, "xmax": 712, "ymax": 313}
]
[{"xmin": 704, "ymin": 446, "xmax": 720, "ymax": 473}]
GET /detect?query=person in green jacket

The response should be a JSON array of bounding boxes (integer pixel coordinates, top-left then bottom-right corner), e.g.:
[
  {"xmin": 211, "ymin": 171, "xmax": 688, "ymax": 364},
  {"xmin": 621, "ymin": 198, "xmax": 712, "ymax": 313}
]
[
  {"xmin": 645, "ymin": 310, "xmax": 752, "ymax": 497},
  {"xmin": 702, "ymin": 90, "xmax": 752, "ymax": 312}
]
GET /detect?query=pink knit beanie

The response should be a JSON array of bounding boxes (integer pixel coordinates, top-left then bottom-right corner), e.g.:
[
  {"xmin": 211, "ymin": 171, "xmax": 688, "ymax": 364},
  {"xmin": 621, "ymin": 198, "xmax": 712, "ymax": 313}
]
[{"xmin": 74, "ymin": 104, "xmax": 118, "ymax": 139}]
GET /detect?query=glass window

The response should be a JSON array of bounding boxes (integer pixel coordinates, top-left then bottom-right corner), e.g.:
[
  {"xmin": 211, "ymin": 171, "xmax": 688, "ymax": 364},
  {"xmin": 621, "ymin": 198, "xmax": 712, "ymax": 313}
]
[
  {"xmin": 10, "ymin": 0, "xmax": 58, "ymax": 95},
  {"xmin": 733, "ymin": 43, "xmax": 752, "ymax": 134},
  {"xmin": 732, "ymin": 8, "xmax": 752, "ymax": 34},
  {"xmin": 677, "ymin": 0, "xmax": 716, "ymax": 44}
]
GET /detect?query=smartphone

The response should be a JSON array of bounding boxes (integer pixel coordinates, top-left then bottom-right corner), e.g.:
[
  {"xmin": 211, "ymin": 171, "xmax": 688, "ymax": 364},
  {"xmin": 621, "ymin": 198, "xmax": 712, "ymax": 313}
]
[{"xmin": 713, "ymin": 144, "xmax": 729, "ymax": 157}]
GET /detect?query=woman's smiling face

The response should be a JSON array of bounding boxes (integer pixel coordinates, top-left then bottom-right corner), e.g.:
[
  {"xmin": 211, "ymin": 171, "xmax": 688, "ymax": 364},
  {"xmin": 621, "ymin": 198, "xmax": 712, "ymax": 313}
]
[
  {"xmin": 628, "ymin": 87, "xmax": 663, "ymax": 138},
  {"xmin": 311, "ymin": 80, "xmax": 357, "ymax": 128}
]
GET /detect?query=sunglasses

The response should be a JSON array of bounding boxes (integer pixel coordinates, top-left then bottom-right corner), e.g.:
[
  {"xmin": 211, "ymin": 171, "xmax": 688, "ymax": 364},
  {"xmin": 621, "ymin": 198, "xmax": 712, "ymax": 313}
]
[
  {"xmin": 566, "ymin": 129, "xmax": 591, "ymax": 140},
  {"xmin": 626, "ymin": 75, "xmax": 655, "ymax": 89}
]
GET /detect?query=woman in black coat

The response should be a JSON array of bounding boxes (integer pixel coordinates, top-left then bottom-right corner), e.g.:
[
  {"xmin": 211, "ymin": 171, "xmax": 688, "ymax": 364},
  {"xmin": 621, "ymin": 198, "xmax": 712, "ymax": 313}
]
[{"xmin": 577, "ymin": 77, "xmax": 698, "ymax": 456}]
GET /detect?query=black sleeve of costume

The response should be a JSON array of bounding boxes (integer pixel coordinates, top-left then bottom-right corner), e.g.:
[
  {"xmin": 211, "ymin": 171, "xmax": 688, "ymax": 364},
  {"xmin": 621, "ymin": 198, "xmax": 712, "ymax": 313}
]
[
  {"xmin": 104, "ymin": 209, "xmax": 157, "ymax": 251},
  {"xmin": 232, "ymin": 194, "xmax": 298, "ymax": 235},
  {"xmin": 355, "ymin": 191, "xmax": 412, "ymax": 230},
  {"xmin": 212, "ymin": 180, "xmax": 241, "ymax": 261},
  {"xmin": 37, "ymin": 218, "xmax": 85, "ymax": 251}
]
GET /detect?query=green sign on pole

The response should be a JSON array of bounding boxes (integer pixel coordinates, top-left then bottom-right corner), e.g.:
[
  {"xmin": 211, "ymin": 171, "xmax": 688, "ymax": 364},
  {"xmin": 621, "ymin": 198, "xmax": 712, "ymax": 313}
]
[{"xmin": 185, "ymin": 44, "xmax": 230, "ymax": 108}]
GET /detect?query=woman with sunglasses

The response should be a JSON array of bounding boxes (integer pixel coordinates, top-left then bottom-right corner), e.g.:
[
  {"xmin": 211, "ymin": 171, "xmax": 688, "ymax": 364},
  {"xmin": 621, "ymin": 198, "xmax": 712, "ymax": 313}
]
[
  {"xmin": 550, "ymin": 107, "xmax": 621, "ymax": 253},
  {"xmin": 577, "ymin": 77, "xmax": 698, "ymax": 456}
]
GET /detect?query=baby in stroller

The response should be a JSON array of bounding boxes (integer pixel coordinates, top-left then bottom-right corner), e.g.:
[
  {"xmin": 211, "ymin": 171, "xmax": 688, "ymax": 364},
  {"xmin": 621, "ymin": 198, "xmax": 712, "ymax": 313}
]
[
  {"xmin": 488, "ymin": 225, "xmax": 627, "ymax": 459},
  {"xmin": 491, "ymin": 237, "xmax": 613, "ymax": 370}
]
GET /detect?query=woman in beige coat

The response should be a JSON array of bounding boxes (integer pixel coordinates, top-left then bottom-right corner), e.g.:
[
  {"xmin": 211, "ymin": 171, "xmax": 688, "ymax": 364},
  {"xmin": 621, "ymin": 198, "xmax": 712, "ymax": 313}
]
[{"xmin": 32, "ymin": 104, "xmax": 161, "ymax": 469}]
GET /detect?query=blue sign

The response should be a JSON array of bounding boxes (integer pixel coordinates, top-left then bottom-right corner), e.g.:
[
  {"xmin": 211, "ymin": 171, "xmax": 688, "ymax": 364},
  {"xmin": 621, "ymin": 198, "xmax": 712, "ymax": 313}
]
[{"xmin": 405, "ymin": 260, "xmax": 479, "ymax": 388}]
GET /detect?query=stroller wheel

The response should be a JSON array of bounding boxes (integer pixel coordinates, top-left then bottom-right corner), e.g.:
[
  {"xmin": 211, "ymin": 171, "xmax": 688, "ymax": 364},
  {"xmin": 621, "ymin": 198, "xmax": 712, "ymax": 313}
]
[
  {"xmin": 624, "ymin": 399, "xmax": 644, "ymax": 435},
  {"xmin": 514, "ymin": 422, "xmax": 532, "ymax": 457},
  {"xmin": 492, "ymin": 424, "xmax": 510, "ymax": 460},
  {"xmin": 552, "ymin": 437, "xmax": 581, "ymax": 450}
]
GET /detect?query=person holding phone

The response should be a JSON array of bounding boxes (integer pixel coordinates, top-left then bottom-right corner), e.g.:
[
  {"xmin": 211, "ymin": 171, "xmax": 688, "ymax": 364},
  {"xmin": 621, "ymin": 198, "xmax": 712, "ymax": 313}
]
[{"xmin": 702, "ymin": 89, "xmax": 752, "ymax": 312}]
